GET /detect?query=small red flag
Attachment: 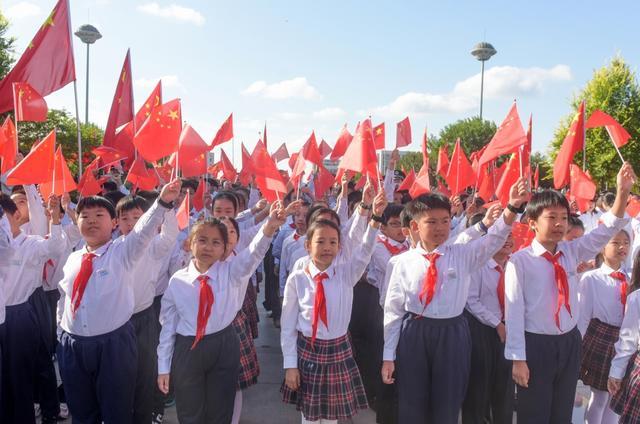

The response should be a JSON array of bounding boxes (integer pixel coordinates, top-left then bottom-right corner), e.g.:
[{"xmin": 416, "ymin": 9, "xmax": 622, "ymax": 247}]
[
  {"xmin": 126, "ymin": 156, "xmax": 158, "ymax": 191},
  {"xmin": 436, "ymin": 145, "xmax": 449, "ymax": 178},
  {"xmin": 6, "ymin": 129, "xmax": 55, "ymax": 185},
  {"xmin": 479, "ymin": 102, "xmax": 528, "ymax": 166},
  {"xmin": 39, "ymin": 146, "xmax": 77, "ymax": 199},
  {"xmin": 177, "ymin": 125, "xmax": 209, "ymax": 177},
  {"xmin": 135, "ymin": 81, "xmax": 162, "ymax": 130},
  {"xmin": 553, "ymin": 101, "xmax": 585, "ymax": 189},
  {"xmin": 409, "ymin": 160, "xmax": 431, "ymax": 199},
  {"xmin": 445, "ymin": 139, "xmax": 476, "ymax": 196},
  {"xmin": 251, "ymin": 141, "xmax": 288, "ymax": 200},
  {"xmin": 533, "ymin": 164, "xmax": 540, "ymax": 189},
  {"xmin": 396, "ymin": 117, "xmax": 412, "ymax": 148},
  {"xmin": 239, "ymin": 143, "xmax": 253, "ymax": 186},
  {"xmin": 397, "ymin": 168, "xmax": 416, "ymax": 192},
  {"xmin": 77, "ymin": 159, "xmax": 102, "ymax": 197},
  {"xmin": 12, "ymin": 82, "xmax": 47, "ymax": 121},
  {"xmin": 154, "ymin": 163, "xmax": 173, "ymax": 184},
  {"xmin": 319, "ymin": 139, "xmax": 332, "ymax": 159},
  {"xmin": 291, "ymin": 132, "xmax": 323, "ymax": 186},
  {"xmin": 586, "ymin": 109, "xmax": 631, "ymax": 148},
  {"xmin": 373, "ymin": 123, "xmax": 385, "ymax": 150},
  {"xmin": 272, "ymin": 143, "xmax": 290, "ymax": 163},
  {"xmin": 92, "ymin": 146, "xmax": 128, "ymax": 167},
  {"xmin": 0, "ymin": 117, "xmax": 17, "ymax": 173},
  {"xmin": 338, "ymin": 119, "xmax": 378, "ymax": 176},
  {"xmin": 495, "ymin": 151, "xmax": 522, "ymax": 207},
  {"xmin": 133, "ymin": 99, "xmax": 182, "ymax": 162},
  {"xmin": 626, "ymin": 198, "xmax": 640, "ymax": 218},
  {"xmin": 103, "ymin": 50, "xmax": 134, "ymax": 153},
  {"xmin": 314, "ymin": 165, "xmax": 335, "ymax": 199},
  {"xmin": 330, "ymin": 124, "xmax": 353, "ymax": 161},
  {"xmin": 288, "ymin": 152, "xmax": 299, "ymax": 172},
  {"xmin": 0, "ymin": 0, "xmax": 75, "ymax": 114},
  {"xmin": 436, "ymin": 179, "xmax": 451, "ymax": 197},
  {"xmin": 570, "ymin": 164, "xmax": 596, "ymax": 205},
  {"xmin": 512, "ymin": 222, "xmax": 535, "ymax": 252},
  {"xmin": 211, "ymin": 113, "xmax": 234, "ymax": 148},
  {"xmin": 192, "ymin": 178, "xmax": 205, "ymax": 212},
  {"xmin": 176, "ymin": 191, "xmax": 190, "ymax": 230},
  {"xmin": 220, "ymin": 149, "xmax": 237, "ymax": 182}
]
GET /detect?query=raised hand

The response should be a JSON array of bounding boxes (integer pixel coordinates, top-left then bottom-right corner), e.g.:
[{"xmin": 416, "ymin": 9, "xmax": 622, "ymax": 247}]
[
  {"xmin": 482, "ymin": 203, "xmax": 503, "ymax": 228},
  {"xmin": 372, "ymin": 189, "xmax": 388, "ymax": 217},
  {"xmin": 159, "ymin": 179, "xmax": 182, "ymax": 204},
  {"xmin": 47, "ymin": 195, "xmax": 61, "ymax": 225},
  {"xmin": 509, "ymin": 177, "xmax": 529, "ymax": 208},
  {"xmin": 617, "ymin": 162, "xmax": 637, "ymax": 193}
]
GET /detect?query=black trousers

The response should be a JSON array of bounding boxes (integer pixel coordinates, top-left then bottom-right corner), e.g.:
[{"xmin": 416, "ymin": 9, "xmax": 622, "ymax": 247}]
[
  {"xmin": 152, "ymin": 294, "xmax": 167, "ymax": 415},
  {"xmin": 172, "ymin": 326, "xmax": 240, "ymax": 424},
  {"xmin": 461, "ymin": 311, "xmax": 514, "ymax": 424},
  {"xmin": 29, "ymin": 287, "xmax": 60, "ymax": 422},
  {"xmin": 58, "ymin": 322, "xmax": 138, "ymax": 424},
  {"xmin": 516, "ymin": 326, "xmax": 581, "ymax": 424},
  {"xmin": 1, "ymin": 301, "xmax": 40, "ymax": 424},
  {"xmin": 131, "ymin": 305, "xmax": 159, "ymax": 424},
  {"xmin": 396, "ymin": 313, "xmax": 471, "ymax": 424},
  {"xmin": 263, "ymin": 245, "xmax": 280, "ymax": 318}
]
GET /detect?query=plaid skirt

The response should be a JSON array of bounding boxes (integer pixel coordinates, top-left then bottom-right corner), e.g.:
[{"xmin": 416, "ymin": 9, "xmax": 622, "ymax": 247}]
[
  {"xmin": 611, "ymin": 352, "xmax": 640, "ymax": 424},
  {"xmin": 580, "ymin": 318, "xmax": 620, "ymax": 391},
  {"xmin": 242, "ymin": 283, "xmax": 259, "ymax": 339},
  {"xmin": 232, "ymin": 309, "xmax": 259, "ymax": 389},
  {"xmin": 280, "ymin": 333, "xmax": 368, "ymax": 421}
]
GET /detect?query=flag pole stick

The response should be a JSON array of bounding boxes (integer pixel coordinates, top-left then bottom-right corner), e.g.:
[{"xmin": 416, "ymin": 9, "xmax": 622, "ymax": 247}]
[
  {"xmin": 605, "ymin": 127, "xmax": 626, "ymax": 163},
  {"xmin": 72, "ymin": 81, "xmax": 84, "ymax": 177},
  {"xmin": 582, "ymin": 100, "xmax": 587, "ymax": 172},
  {"xmin": 13, "ymin": 83, "xmax": 20, "ymax": 158}
]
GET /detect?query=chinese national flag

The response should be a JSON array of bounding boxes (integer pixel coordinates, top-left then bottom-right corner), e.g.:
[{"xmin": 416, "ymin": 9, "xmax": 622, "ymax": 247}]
[
  {"xmin": 585, "ymin": 109, "xmax": 631, "ymax": 148},
  {"xmin": 251, "ymin": 142, "xmax": 287, "ymax": 201},
  {"xmin": 445, "ymin": 139, "xmax": 476, "ymax": 195},
  {"xmin": 0, "ymin": 117, "xmax": 17, "ymax": 173},
  {"xmin": 126, "ymin": 156, "xmax": 158, "ymax": 191},
  {"xmin": 192, "ymin": 178, "xmax": 205, "ymax": 212},
  {"xmin": 77, "ymin": 159, "xmax": 102, "ymax": 197},
  {"xmin": 288, "ymin": 153, "xmax": 299, "ymax": 171},
  {"xmin": 103, "ymin": 50, "xmax": 134, "ymax": 152},
  {"xmin": 495, "ymin": 151, "xmax": 522, "ymax": 207},
  {"xmin": 409, "ymin": 160, "xmax": 431, "ymax": 198},
  {"xmin": 92, "ymin": 146, "xmax": 128, "ymax": 167},
  {"xmin": 6, "ymin": 129, "xmax": 55, "ymax": 185},
  {"xmin": 176, "ymin": 191, "xmax": 190, "ymax": 230},
  {"xmin": 477, "ymin": 165, "xmax": 495, "ymax": 202},
  {"xmin": 154, "ymin": 162, "xmax": 174, "ymax": 184},
  {"xmin": 553, "ymin": 101, "xmax": 585, "ymax": 189},
  {"xmin": 436, "ymin": 145, "xmax": 449, "ymax": 178},
  {"xmin": 436, "ymin": 179, "xmax": 451, "ymax": 197},
  {"xmin": 239, "ymin": 143, "xmax": 254, "ymax": 186},
  {"xmin": 39, "ymin": 146, "xmax": 77, "ymax": 199},
  {"xmin": 570, "ymin": 164, "xmax": 596, "ymax": 211},
  {"xmin": 135, "ymin": 80, "xmax": 162, "ymax": 130},
  {"xmin": 12, "ymin": 82, "xmax": 47, "ymax": 121},
  {"xmin": 211, "ymin": 113, "xmax": 233, "ymax": 148},
  {"xmin": 396, "ymin": 117, "xmax": 412, "ymax": 148},
  {"xmin": 220, "ymin": 149, "xmax": 237, "ymax": 182},
  {"xmin": 479, "ymin": 102, "xmax": 528, "ymax": 166},
  {"xmin": 133, "ymin": 99, "xmax": 182, "ymax": 162},
  {"xmin": 330, "ymin": 124, "xmax": 353, "ymax": 160},
  {"xmin": 338, "ymin": 119, "xmax": 378, "ymax": 176},
  {"xmin": 512, "ymin": 222, "xmax": 534, "ymax": 251},
  {"xmin": 314, "ymin": 165, "xmax": 335, "ymax": 199},
  {"xmin": 291, "ymin": 131, "xmax": 323, "ymax": 186},
  {"xmin": 0, "ymin": 0, "xmax": 75, "ymax": 114},
  {"xmin": 397, "ymin": 168, "xmax": 416, "ymax": 192},
  {"xmin": 626, "ymin": 198, "xmax": 640, "ymax": 218},
  {"xmin": 373, "ymin": 123, "xmax": 385, "ymax": 150},
  {"xmin": 177, "ymin": 125, "xmax": 209, "ymax": 177},
  {"xmin": 272, "ymin": 143, "xmax": 289, "ymax": 163},
  {"xmin": 319, "ymin": 139, "xmax": 332, "ymax": 159},
  {"xmin": 533, "ymin": 164, "xmax": 540, "ymax": 189}
]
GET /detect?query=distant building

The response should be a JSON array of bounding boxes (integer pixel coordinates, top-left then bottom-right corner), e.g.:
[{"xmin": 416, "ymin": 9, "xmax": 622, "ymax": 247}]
[{"xmin": 323, "ymin": 150, "xmax": 415, "ymax": 175}]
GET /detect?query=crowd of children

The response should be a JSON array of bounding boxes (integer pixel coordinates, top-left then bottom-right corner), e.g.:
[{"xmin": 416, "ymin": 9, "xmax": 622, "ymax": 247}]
[{"xmin": 1, "ymin": 153, "xmax": 640, "ymax": 424}]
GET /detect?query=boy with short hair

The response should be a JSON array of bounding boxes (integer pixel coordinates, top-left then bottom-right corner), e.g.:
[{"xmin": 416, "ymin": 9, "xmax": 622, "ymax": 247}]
[{"xmin": 505, "ymin": 163, "xmax": 635, "ymax": 424}]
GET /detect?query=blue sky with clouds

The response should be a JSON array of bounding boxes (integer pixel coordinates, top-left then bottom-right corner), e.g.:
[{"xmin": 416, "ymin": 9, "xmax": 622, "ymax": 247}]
[{"xmin": 4, "ymin": 0, "xmax": 640, "ymax": 165}]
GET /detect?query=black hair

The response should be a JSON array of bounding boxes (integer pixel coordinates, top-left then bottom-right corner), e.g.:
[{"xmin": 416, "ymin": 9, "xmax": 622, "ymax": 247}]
[
  {"xmin": 103, "ymin": 190, "xmax": 126, "ymax": 208},
  {"xmin": 101, "ymin": 180, "xmax": 118, "ymax": 192},
  {"xmin": 188, "ymin": 217, "xmax": 229, "ymax": 249},
  {"xmin": 181, "ymin": 178, "xmax": 199, "ymax": 192},
  {"xmin": 0, "ymin": 193, "xmax": 18, "ymax": 215},
  {"xmin": 136, "ymin": 190, "xmax": 159, "ymax": 204},
  {"xmin": 218, "ymin": 215, "xmax": 240, "ymax": 237},
  {"xmin": 568, "ymin": 214, "xmax": 585, "ymax": 230},
  {"xmin": 306, "ymin": 218, "xmax": 341, "ymax": 243},
  {"xmin": 382, "ymin": 204, "xmax": 404, "ymax": 226},
  {"xmin": 347, "ymin": 191, "xmax": 363, "ymax": 208},
  {"xmin": 10, "ymin": 185, "xmax": 25, "ymax": 195},
  {"xmin": 306, "ymin": 206, "xmax": 341, "ymax": 228},
  {"xmin": 77, "ymin": 196, "xmax": 117, "ymax": 219},
  {"xmin": 467, "ymin": 212, "xmax": 485, "ymax": 228},
  {"xmin": 115, "ymin": 195, "xmax": 150, "ymax": 216},
  {"xmin": 525, "ymin": 189, "xmax": 570, "ymax": 221},
  {"xmin": 630, "ymin": 250, "xmax": 640, "ymax": 294},
  {"xmin": 213, "ymin": 191, "xmax": 239, "ymax": 214},
  {"xmin": 406, "ymin": 193, "xmax": 452, "ymax": 219},
  {"xmin": 400, "ymin": 207, "xmax": 412, "ymax": 228},
  {"xmin": 603, "ymin": 192, "xmax": 616, "ymax": 208}
]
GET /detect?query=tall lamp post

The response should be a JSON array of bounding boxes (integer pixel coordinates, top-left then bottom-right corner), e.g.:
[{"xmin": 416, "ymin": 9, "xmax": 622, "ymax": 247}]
[
  {"xmin": 74, "ymin": 24, "xmax": 102, "ymax": 124},
  {"xmin": 471, "ymin": 42, "xmax": 496, "ymax": 121}
]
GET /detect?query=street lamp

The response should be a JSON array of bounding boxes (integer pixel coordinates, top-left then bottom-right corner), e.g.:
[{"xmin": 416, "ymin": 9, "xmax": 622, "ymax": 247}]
[
  {"xmin": 74, "ymin": 24, "xmax": 102, "ymax": 124},
  {"xmin": 471, "ymin": 42, "xmax": 497, "ymax": 121}
]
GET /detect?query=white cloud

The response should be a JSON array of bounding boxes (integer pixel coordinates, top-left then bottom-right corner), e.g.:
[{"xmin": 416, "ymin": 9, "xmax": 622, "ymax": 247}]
[
  {"xmin": 313, "ymin": 107, "xmax": 346, "ymax": 120},
  {"xmin": 370, "ymin": 64, "xmax": 572, "ymax": 119},
  {"xmin": 134, "ymin": 75, "xmax": 183, "ymax": 90},
  {"xmin": 241, "ymin": 77, "xmax": 322, "ymax": 100},
  {"xmin": 137, "ymin": 3, "xmax": 205, "ymax": 26},
  {"xmin": 5, "ymin": 2, "xmax": 41, "ymax": 21}
]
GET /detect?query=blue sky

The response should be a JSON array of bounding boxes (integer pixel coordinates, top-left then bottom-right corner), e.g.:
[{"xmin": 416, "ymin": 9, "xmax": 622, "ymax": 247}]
[{"xmin": 4, "ymin": 0, "xmax": 640, "ymax": 166}]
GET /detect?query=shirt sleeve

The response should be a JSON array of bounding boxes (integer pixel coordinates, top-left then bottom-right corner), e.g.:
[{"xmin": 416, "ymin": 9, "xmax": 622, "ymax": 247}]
[
  {"xmin": 228, "ymin": 227, "xmax": 273, "ymax": 290},
  {"xmin": 24, "ymin": 184, "xmax": 48, "ymax": 237},
  {"xmin": 383, "ymin": 261, "xmax": 407, "ymax": 361},
  {"xmin": 280, "ymin": 273, "xmax": 300, "ymax": 369},
  {"xmin": 383, "ymin": 170, "xmax": 395, "ymax": 203},
  {"xmin": 149, "ymin": 209, "xmax": 179, "ymax": 259},
  {"xmin": 345, "ymin": 224, "xmax": 379, "ymax": 287},
  {"xmin": 120, "ymin": 201, "xmax": 170, "ymax": 269},
  {"xmin": 466, "ymin": 270, "xmax": 501, "ymax": 328},
  {"xmin": 379, "ymin": 259, "xmax": 396, "ymax": 307},
  {"xmin": 577, "ymin": 274, "xmax": 594, "ymax": 337},
  {"xmin": 335, "ymin": 194, "xmax": 348, "ymax": 225},
  {"xmin": 157, "ymin": 285, "xmax": 179, "ymax": 375},
  {"xmin": 571, "ymin": 211, "xmax": 629, "ymax": 262},
  {"xmin": 505, "ymin": 259, "xmax": 527, "ymax": 360},
  {"xmin": 456, "ymin": 215, "xmax": 511, "ymax": 270},
  {"xmin": 610, "ymin": 294, "xmax": 640, "ymax": 379}
]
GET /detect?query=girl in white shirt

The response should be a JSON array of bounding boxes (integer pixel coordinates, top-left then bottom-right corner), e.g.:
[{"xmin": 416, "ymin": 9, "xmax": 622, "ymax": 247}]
[
  {"xmin": 280, "ymin": 190, "xmax": 386, "ymax": 424},
  {"xmin": 578, "ymin": 230, "xmax": 630, "ymax": 424}
]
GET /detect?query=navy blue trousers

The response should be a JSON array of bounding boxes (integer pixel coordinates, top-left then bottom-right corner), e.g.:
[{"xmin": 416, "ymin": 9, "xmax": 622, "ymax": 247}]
[
  {"xmin": 516, "ymin": 327, "xmax": 581, "ymax": 424},
  {"xmin": 396, "ymin": 313, "xmax": 471, "ymax": 424},
  {"xmin": 1, "ymin": 301, "xmax": 40, "ymax": 424},
  {"xmin": 131, "ymin": 305, "xmax": 159, "ymax": 424},
  {"xmin": 152, "ymin": 294, "xmax": 167, "ymax": 416},
  {"xmin": 57, "ymin": 322, "xmax": 138, "ymax": 424}
]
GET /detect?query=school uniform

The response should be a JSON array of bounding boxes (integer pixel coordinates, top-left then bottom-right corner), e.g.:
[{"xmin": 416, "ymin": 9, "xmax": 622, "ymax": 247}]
[
  {"xmin": 609, "ymin": 290, "xmax": 640, "ymax": 423},
  {"xmin": 384, "ymin": 215, "xmax": 511, "ymax": 424},
  {"xmin": 279, "ymin": 231, "xmax": 306, "ymax": 296},
  {"xmin": 0, "ymin": 214, "xmax": 12, "ymax": 420},
  {"xmin": 56, "ymin": 201, "xmax": 170, "ymax": 424},
  {"xmin": 505, "ymin": 211, "xmax": 628, "ymax": 424},
  {"xmin": 157, "ymin": 229, "xmax": 272, "ymax": 424},
  {"xmin": 578, "ymin": 264, "xmax": 628, "ymax": 392},
  {"xmin": 280, "ymin": 222, "xmax": 378, "ymax": 422},
  {"xmin": 462, "ymin": 259, "xmax": 514, "ymax": 424},
  {"xmin": 1, "ymin": 224, "xmax": 64, "ymax": 424}
]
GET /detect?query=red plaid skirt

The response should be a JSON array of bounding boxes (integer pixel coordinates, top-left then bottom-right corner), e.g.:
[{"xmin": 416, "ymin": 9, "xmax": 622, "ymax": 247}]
[
  {"xmin": 580, "ymin": 318, "xmax": 620, "ymax": 391},
  {"xmin": 611, "ymin": 352, "xmax": 640, "ymax": 424},
  {"xmin": 242, "ymin": 283, "xmax": 259, "ymax": 339},
  {"xmin": 232, "ymin": 309, "xmax": 259, "ymax": 389},
  {"xmin": 280, "ymin": 333, "xmax": 368, "ymax": 421}
]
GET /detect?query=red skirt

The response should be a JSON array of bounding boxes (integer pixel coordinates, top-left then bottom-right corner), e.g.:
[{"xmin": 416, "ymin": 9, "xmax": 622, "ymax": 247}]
[
  {"xmin": 280, "ymin": 333, "xmax": 368, "ymax": 421},
  {"xmin": 611, "ymin": 352, "xmax": 640, "ymax": 424},
  {"xmin": 580, "ymin": 318, "xmax": 620, "ymax": 391},
  {"xmin": 232, "ymin": 309, "xmax": 259, "ymax": 389}
]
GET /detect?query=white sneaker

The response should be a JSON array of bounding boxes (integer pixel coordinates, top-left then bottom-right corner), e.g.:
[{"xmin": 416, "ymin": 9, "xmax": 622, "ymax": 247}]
[
  {"xmin": 59, "ymin": 403, "xmax": 70, "ymax": 419},
  {"xmin": 152, "ymin": 412, "xmax": 164, "ymax": 423},
  {"xmin": 34, "ymin": 403, "xmax": 41, "ymax": 417}
]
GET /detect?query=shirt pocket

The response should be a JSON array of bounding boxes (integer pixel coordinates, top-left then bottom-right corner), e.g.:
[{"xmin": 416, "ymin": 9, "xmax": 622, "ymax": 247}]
[{"xmin": 92, "ymin": 268, "xmax": 119, "ymax": 296}]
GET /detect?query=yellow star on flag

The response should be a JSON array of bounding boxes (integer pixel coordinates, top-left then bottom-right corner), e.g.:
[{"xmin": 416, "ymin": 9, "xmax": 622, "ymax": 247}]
[{"xmin": 168, "ymin": 110, "xmax": 179, "ymax": 120}]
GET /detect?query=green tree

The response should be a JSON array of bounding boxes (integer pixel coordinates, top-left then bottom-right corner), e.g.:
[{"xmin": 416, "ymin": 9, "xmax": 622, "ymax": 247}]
[
  {"xmin": 429, "ymin": 116, "xmax": 497, "ymax": 157},
  {"xmin": 548, "ymin": 57, "xmax": 640, "ymax": 188},
  {"xmin": 396, "ymin": 151, "xmax": 424, "ymax": 172},
  {"xmin": 0, "ymin": 11, "xmax": 16, "ymax": 78},
  {"xmin": 16, "ymin": 109, "xmax": 104, "ymax": 175}
]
